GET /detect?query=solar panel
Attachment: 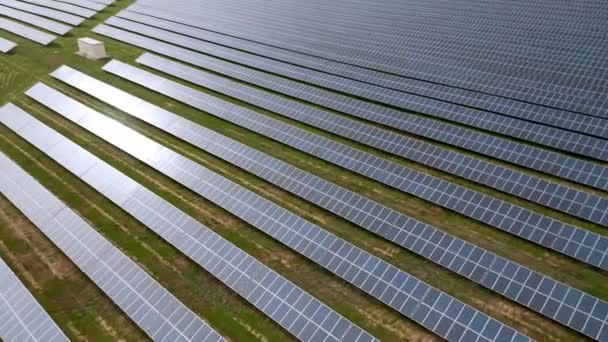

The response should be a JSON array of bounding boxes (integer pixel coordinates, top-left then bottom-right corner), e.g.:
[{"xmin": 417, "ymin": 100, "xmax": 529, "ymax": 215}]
[
  {"xmin": 48, "ymin": 64, "xmax": 608, "ymax": 341},
  {"xmin": 0, "ymin": 141, "xmax": 225, "ymax": 342},
  {"xmin": 117, "ymin": 9, "xmax": 608, "ymax": 139},
  {"xmin": 0, "ymin": 0, "xmax": 83, "ymax": 25},
  {"xmin": 129, "ymin": 0, "xmax": 600, "ymax": 95},
  {"xmin": 0, "ymin": 105, "xmax": 379, "ymax": 342},
  {"xmin": 52, "ymin": 0, "xmax": 105, "ymax": 11},
  {"xmin": 96, "ymin": 20, "xmax": 608, "ymax": 162},
  {"xmin": 125, "ymin": 0, "xmax": 608, "ymax": 118},
  {"xmin": 0, "ymin": 252, "xmax": 68, "ymax": 342},
  {"xmin": 100, "ymin": 60, "xmax": 608, "ymax": 272},
  {"xmin": 0, "ymin": 4, "xmax": 71, "ymax": 35},
  {"xmin": 90, "ymin": 25, "xmax": 608, "ymax": 195},
  {"xmin": 0, "ymin": 17, "xmax": 56, "ymax": 45},
  {"xmin": 134, "ymin": 53, "xmax": 608, "ymax": 227},
  {"xmin": 129, "ymin": 50, "xmax": 608, "ymax": 190},
  {"xmin": 17, "ymin": 85, "xmax": 531, "ymax": 342},
  {"xmin": 0, "ymin": 35, "xmax": 16, "ymax": 52},
  {"xmin": 126, "ymin": 0, "xmax": 608, "ymax": 52},
  {"xmin": 89, "ymin": 0, "xmax": 112, "ymax": 5},
  {"xmin": 127, "ymin": 0, "xmax": 603, "ymax": 50},
  {"xmin": 20, "ymin": 0, "xmax": 95, "ymax": 18}
]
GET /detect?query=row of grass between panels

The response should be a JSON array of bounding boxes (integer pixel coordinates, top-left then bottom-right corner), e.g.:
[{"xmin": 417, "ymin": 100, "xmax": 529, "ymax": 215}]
[{"xmin": 1, "ymin": 1, "xmax": 607, "ymax": 340}]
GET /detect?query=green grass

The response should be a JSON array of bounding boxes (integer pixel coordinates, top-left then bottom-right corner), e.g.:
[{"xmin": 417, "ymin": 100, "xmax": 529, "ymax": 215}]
[{"xmin": 0, "ymin": 1, "xmax": 606, "ymax": 341}]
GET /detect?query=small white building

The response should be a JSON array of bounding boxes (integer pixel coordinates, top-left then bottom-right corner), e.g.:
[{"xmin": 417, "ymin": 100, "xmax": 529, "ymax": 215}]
[{"xmin": 77, "ymin": 37, "xmax": 107, "ymax": 60}]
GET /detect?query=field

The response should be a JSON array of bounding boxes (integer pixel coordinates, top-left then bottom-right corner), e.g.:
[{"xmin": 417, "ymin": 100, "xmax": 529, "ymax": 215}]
[{"xmin": 0, "ymin": 1, "xmax": 606, "ymax": 341}]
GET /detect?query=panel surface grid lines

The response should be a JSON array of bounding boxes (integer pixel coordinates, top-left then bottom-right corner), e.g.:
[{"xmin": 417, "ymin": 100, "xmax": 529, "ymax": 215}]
[
  {"xmin": 0, "ymin": 106, "xmax": 378, "ymax": 342},
  {"xmin": 0, "ymin": 148, "xmax": 224, "ymax": 342},
  {"xmin": 0, "ymin": 17, "xmax": 56, "ymax": 45},
  {"xmin": 95, "ymin": 19, "xmax": 608, "ymax": 162},
  {"xmin": 132, "ymin": 52, "xmax": 608, "ymax": 227},
  {"xmin": 0, "ymin": 249, "xmax": 68, "ymax": 342},
  {"xmin": 89, "ymin": 23, "xmax": 608, "ymax": 194},
  {"xmin": 122, "ymin": 0, "xmax": 608, "ymax": 118},
  {"xmin": 113, "ymin": 8, "xmax": 608, "ymax": 140},
  {"xmin": 54, "ymin": 0, "xmax": 106, "ymax": 11},
  {"xmin": 100, "ymin": 59, "xmax": 608, "ymax": 273},
  {"xmin": 16, "ymin": 83, "xmax": 531, "ymax": 342},
  {"xmin": 89, "ymin": 0, "xmax": 112, "ymax": 5},
  {"xmin": 131, "ymin": 49, "xmax": 608, "ymax": 194},
  {"xmin": 49, "ymin": 63, "xmax": 608, "ymax": 341}
]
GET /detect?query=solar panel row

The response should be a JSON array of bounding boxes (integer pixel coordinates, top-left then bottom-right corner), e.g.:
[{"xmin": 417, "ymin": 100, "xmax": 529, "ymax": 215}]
[
  {"xmin": 98, "ymin": 18, "xmax": 608, "ymax": 162},
  {"xmin": 0, "ymin": 104, "xmax": 378, "ymax": 342},
  {"xmin": 129, "ymin": 0, "xmax": 608, "ymax": 118},
  {"xmin": 48, "ymin": 64, "xmax": 608, "ymax": 340},
  {"xmin": 129, "ymin": 1, "xmax": 606, "ymax": 48},
  {"xmin": 0, "ymin": 248, "xmax": 68, "ymax": 342},
  {"xmin": 0, "ymin": 0, "xmax": 84, "ymax": 25},
  {"xmin": 125, "ymin": 4, "xmax": 603, "ymax": 67},
  {"xmin": 138, "ymin": 0, "xmax": 606, "ymax": 59},
  {"xmin": 0, "ymin": 4, "xmax": 71, "ymax": 35},
  {"xmin": 136, "ymin": 0, "xmax": 606, "ymax": 25},
  {"xmin": 118, "ymin": 9, "xmax": 608, "ymax": 139},
  {"xmin": 0, "ymin": 140, "xmax": 225, "ymax": 342},
  {"xmin": 0, "ymin": 35, "xmax": 16, "ymax": 52},
  {"xmin": 21, "ymin": 0, "xmax": 95, "ymax": 18},
  {"xmin": 21, "ymin": 82, "xmax": 531, "ymax": 342},
  {"xmin": 137, "ymin": 4, "xmax": 604, "ymax": 68},
  {"xmin": 0, "ymin": 17, "xmax": 55, "ymax": 45},
  {"xmin": 0, "ymin": 1, "xmax": 603, "ymax": 341},
  {"xmin": 101, "ymin": 60, "xmax": 608, "ymax": 272},
  {"xmin": 135, "ymin": 53, "xmax": 608, "ymax": 227},
  {"xmin": 127, "ymin": 0, "xmax": 601, "ymax": 59},
  {"xmin": 90, "ymin": 25, "xmax": 608, "ymax": 193},
  {"xmin": 135, "ymin": 49, "xmax": 608, "ymax": 193},
  {"xmin": 54, "ymin": 0, "xmax": 106, "ymax": 11}
]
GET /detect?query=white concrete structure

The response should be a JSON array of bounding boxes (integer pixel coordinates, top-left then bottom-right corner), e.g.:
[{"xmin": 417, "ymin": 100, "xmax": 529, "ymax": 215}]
[{"xmin": 77, "ymin": 37, "xmax": 107, "ymax": 59}]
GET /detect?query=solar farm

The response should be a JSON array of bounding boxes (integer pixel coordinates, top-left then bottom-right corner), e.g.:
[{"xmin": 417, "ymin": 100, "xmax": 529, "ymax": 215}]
[{"xmin": 0, "ymin": 0, "xmax": 607, "ymax": 341}]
